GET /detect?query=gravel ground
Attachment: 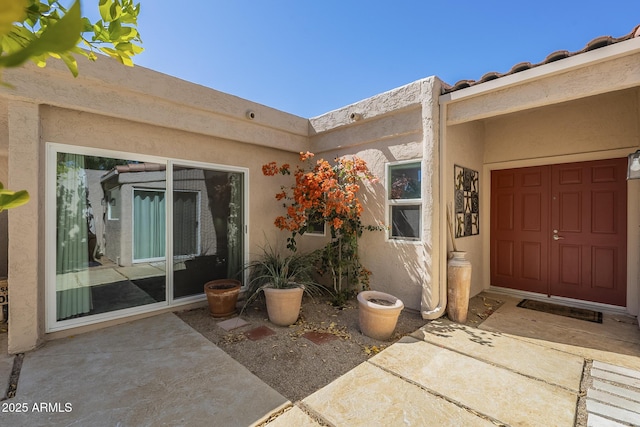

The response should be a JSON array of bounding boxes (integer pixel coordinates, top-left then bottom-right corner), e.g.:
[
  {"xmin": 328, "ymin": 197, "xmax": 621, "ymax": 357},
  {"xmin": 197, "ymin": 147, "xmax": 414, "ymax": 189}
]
[{"xmin": 177, "ymin": 293, "xmax": 505, "ymax": 403}]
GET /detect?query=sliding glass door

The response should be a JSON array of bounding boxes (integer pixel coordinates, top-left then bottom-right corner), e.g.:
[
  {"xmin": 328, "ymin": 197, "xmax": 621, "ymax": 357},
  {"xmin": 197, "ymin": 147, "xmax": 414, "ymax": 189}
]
[
  {"xmin": 48, "ymin": 145, "xmax": 247, "ymax": 331},
  {"xmin": 172, "ymin": 166, "xmax": 244, "ymax": 299}
]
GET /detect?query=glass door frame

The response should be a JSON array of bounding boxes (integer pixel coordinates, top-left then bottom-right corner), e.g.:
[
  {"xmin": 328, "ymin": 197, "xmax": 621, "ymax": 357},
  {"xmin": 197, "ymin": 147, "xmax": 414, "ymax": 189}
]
[{"xmin": 45, "ymin": 143, "xmax": 249, "ymax": 332}]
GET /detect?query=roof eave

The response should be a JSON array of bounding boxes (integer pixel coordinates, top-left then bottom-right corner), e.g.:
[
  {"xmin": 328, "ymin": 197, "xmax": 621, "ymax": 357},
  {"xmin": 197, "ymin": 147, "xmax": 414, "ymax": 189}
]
[{"xmin": 440, "ymin": 36, "xmax": 640, "ymax": 105}]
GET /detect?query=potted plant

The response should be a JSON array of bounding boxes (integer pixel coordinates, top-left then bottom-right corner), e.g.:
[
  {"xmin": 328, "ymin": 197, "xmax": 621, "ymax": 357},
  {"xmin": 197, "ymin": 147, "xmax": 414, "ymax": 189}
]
[
  {"xmin": 204, "ymin": 278, "xmax": 242, "ymax": 318},
  {"xmin": 357, "ymin": 290, "xmax": 404, "ymax": 340},
  {"xmin": 243, "ymin": 244, "xmax": 325, "ymax": 326},
  {"xmin": 261, "ymin": 152, "xmax": 382, "ymax": 305}
]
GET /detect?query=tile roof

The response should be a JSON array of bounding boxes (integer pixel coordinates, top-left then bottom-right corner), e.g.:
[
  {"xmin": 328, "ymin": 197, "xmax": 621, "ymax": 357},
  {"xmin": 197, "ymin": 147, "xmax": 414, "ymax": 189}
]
[{"xmin": 442, "ymin": 24, "xmax": 640, "ymax": 94}]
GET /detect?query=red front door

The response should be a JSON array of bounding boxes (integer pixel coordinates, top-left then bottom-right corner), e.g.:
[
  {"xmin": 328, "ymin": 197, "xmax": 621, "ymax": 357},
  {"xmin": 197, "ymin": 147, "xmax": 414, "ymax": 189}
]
[{"xmin": 491, "ymin": 158, "xmax": 627, "ymax": 306}]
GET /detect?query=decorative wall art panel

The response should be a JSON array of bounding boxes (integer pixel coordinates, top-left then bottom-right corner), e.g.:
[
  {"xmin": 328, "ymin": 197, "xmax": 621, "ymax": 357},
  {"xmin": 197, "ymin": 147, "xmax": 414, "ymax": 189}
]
[{"xmin": 454, "ymin": 165, "xmax": 479, "ymax": 237}]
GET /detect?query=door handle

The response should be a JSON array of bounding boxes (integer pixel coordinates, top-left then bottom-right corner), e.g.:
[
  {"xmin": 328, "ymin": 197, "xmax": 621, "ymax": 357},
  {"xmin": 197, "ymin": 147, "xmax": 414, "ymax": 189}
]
[{"xmin": 553, "ymin": 234, "xmax": 564, "ymax": 241}]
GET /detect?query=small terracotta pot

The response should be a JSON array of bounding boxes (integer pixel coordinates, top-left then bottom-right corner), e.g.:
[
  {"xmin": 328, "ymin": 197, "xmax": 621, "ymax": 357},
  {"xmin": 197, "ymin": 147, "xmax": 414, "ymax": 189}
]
[
  {"xmin": 204, "ymin": 279, "xmax": 241, "ymax": 318},
  {"xmin": 357, "ymin": 290, "xmax": 404, "ymax": 340},
  {"xmin": 263, "ymin": 286, "xmax": 304, "ymax": 326}
]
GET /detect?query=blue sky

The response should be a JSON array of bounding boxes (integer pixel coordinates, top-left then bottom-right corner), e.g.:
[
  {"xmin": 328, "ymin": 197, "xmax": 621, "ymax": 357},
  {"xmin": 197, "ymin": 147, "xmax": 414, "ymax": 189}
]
[{"xmin": 83, "ymin": 1, "xmax": 639, "ymax": 118}]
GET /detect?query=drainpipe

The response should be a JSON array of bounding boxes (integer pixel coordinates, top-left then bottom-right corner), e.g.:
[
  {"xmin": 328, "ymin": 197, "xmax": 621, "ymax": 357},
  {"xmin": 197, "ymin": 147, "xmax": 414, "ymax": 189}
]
[{"xmin": 421, "ymin": 79, "xmax": 448, "ymax": 319}]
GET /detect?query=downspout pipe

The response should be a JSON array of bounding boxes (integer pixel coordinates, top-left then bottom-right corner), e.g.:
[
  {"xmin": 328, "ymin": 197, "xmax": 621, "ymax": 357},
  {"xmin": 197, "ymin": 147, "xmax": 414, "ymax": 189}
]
[{"xmin": 421, "ymin": 79, "xmax": 448, "ymax": 319}]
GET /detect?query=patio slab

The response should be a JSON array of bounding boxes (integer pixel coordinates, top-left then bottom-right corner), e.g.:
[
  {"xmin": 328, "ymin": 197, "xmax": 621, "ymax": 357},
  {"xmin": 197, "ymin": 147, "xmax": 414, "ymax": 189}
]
[
  {"xmin": 302, "ymin": 361, "xmax": 496, "ymax": 426},
  {"xmin": 480, "ymin": 295, "xmax": 640, "ymax": 370},
  {"xmin": 369, "ymin": 336, "xmax": 577, "ymax": 426},
  {"xmin": 1, "ymin": 313, "xmax": 288, "ymax": 426},
  {"xmin": 410, "ymin": 318, "xmax": 584, "ymax": 392}
]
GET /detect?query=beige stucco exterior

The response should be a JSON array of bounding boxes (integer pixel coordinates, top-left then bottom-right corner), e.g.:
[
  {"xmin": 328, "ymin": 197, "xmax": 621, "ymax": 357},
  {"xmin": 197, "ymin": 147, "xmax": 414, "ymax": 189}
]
[
  {"xmin": 309, "ymin": 78, "xmax": 442, "ymax": 317},
  {"xmin": 1, "ymin": 34, "xmax": 639, "ymax": 353},
  {"xmin": 1, "ymin": 59, "xmax": 309, "ymax": 353}
]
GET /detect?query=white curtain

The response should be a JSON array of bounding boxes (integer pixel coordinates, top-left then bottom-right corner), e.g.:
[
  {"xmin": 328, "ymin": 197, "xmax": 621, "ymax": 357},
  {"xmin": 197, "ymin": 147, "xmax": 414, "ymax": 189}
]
[
  {"xmin": 133, "ymin": 190, "xmax": 166, "ymax": 260},
  {"xmin": 56, "ymin": 153, "xmax": 92, "ymax": 320}
]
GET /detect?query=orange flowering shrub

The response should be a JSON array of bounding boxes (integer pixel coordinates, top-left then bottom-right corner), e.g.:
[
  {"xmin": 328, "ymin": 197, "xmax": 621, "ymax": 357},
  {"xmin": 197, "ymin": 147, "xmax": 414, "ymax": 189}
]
[
  {"xmin": 263, "ymin": 152, "xmax": 380, "ymax": 298},
  {"xmin": 263, "ymin": 151, "xmax": 377, "ymax": 243}
]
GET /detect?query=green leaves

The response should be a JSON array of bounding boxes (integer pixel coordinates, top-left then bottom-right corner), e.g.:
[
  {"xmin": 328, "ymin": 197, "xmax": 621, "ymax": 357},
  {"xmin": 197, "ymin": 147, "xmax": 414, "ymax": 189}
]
[
  {"xmin": 0, "ymin": 0, "xmax": 82, "ymax": 69},
  {"xmin": 0, "ymin": 182, "xmax": 30, "ymax": 212},
  {"xmin": 0, "ymin": 0, "xmax": 143, "ymax": 77},
  {"xmin": 0, "ymin": 0, "xmax": 28, "ymax": 35},
  {"xmin": 90, "ymin": 0, "xmax": 143, "ymax": 67},
  {"xmin": 99, "ymin": 0, "xmax": 122, "ymax": 22}
]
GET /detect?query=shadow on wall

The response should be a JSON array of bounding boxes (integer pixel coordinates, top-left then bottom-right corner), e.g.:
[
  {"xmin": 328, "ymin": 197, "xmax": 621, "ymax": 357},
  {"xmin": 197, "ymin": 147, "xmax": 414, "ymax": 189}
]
[{"xmin": 354, "ymin": 146, "xmax": 429, "ymax": 311}]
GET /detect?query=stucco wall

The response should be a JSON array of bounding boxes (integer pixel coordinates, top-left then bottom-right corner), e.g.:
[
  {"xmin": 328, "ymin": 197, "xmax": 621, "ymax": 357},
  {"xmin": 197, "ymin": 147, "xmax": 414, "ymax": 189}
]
[
  {"xmin": 308, "ymin": 78, "xmax": 441, "ymax": 312},
  {"xmin": 1, "ymin": 56, "xmax": 309, "ymax": 352},
  {"xmin": 7, "ymin": 101, "xmax": 44, "ymax": 353},
  {"xmin": 484, "ymin": 90, "xmax": 639, "ymax": 164},
  {"xmin": 446, "ymin": 121, "xmax": 485, "ymax": 297}
]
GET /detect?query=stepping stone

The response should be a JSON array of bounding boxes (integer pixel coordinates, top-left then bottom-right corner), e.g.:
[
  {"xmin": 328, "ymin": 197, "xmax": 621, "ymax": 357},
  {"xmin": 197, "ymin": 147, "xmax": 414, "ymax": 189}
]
[
  {"xmin": 217, "ymin": 317, "xmax": 249, "ymax": 331},
  {"xmin": 303, "ymin": 332, "xmax": 338, "ymax": 345},
  {"xmin": 587, "ymin": 361, "xmax": 640, "ymax": 425},
  {"xmin": 245, "ymin": 326, "xmax": 275, "ymax": 341}
]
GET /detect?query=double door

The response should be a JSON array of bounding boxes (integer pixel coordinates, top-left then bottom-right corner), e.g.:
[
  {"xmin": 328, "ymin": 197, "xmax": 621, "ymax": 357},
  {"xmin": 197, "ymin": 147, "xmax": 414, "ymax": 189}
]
[{"xmin": 490, "ymin": 158, "xmax": 627, "ymax": 306}]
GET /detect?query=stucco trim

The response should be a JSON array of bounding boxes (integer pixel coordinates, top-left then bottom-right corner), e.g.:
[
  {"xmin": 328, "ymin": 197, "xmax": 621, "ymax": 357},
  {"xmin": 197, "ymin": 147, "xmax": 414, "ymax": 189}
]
[
  {"xmin": 2, "ymin": 58, "xmax": 310, "ymax": 153},
  {"xmin": 309, "ymin": 78, "xmax": 432, "ymax": 135}
]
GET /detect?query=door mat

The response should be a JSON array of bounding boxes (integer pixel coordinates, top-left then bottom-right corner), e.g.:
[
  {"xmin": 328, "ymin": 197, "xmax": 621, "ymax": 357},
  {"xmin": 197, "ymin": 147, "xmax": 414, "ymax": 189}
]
[{"xmin": 517, "ymin": 299, "xmax": 603, "ymax": 323}]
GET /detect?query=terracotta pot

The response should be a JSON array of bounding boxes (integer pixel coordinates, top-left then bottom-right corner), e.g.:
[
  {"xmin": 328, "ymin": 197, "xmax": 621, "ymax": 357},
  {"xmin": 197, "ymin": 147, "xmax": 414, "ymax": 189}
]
[
  {"xmin": 447, "ymin": 251, "xmax": 472, "ymax": 323},
  {"xmin": 204, "ymin": 279, "xmax": 241, "ymax": 318},
  {"xmin": 357, "ymin": 290, "xmax": 404, "ymax": 341},
  {"xmin": 263, "ymin": 286, "xmax": 304, "ymax": 326}
]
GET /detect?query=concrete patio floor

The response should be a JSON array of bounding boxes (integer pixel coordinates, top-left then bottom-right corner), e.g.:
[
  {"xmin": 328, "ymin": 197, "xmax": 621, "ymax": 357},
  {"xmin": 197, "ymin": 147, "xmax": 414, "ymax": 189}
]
[{"xmin": 1, "ymin": 292, "xmax": 639, "ymax": 426}]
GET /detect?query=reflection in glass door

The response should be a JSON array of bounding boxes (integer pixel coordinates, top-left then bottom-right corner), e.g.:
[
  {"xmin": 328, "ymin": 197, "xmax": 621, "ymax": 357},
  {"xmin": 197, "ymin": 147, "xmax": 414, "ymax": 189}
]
[
  {"xmin": 54, "ymin": 152, "xmax": 167, "ymax": 322},
  {"xmin": 172, "ymin": 166, "xmax": 244, "ymax": 299},
  {"xmin": 133, "ymin": 189, "xmax": 166, "ymax": 262},
  {"xmin": 174, "ymin": 191, "xmax": 199, "ymax": 257}
]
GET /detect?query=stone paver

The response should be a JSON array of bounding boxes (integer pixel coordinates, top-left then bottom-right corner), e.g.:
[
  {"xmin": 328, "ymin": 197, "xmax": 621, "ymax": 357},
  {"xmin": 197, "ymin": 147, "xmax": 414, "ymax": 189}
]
[
  {"xmin": 587, "ymin": 413, "xmax": 628, "ymax": 426},
  {"xmin": 587, "ymin": 361, "xmax": 640, "ymax": 426},
  {"xmin": 302, "ymin": 331, "xmax": 338, "ymax": 345},
  {"xmin": 370, "ymin": 336, "xmax": 577, "ymax": 426},
  {"xmin": 217, "ymin": 316, "xmax": 249, "ymax": 331},
  {"xmin": 246, "ymin": 325, "xmax": 276, "ymax": 340},
  {"xmin": 303, "ymin": 362, "xmax": 495, "ymax": 427},
  {"xmin": 411, "ymin": 318, "xmax": 584, "ymax": 392}
]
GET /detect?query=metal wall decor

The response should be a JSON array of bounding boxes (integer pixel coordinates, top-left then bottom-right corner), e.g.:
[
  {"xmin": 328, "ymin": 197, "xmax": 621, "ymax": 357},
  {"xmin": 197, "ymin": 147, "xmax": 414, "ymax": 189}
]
[{"xmin": 454, "ymin": 165, "xmax": 479, "ymax": 238}]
